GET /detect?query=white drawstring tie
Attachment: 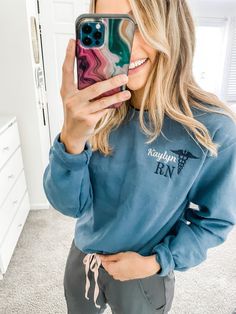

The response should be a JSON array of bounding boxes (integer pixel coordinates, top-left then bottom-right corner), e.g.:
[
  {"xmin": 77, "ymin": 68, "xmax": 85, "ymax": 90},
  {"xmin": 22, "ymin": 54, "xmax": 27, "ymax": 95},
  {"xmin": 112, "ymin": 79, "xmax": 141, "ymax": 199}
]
[{"xmin": 83, "ymin": 253, "xmax": 102, "ymax": 309}]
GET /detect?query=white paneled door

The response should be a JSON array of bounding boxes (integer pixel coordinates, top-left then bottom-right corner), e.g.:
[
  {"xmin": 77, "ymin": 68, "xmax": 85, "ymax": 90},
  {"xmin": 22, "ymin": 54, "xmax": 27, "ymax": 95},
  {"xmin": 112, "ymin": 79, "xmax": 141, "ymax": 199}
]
[
  {"xmin": 39, "ymin": 0, "xmax": 90, "ymax": 142},
  {"xmin": 27, "ymin": 0, "xmax": 51, "ymax": 171}
]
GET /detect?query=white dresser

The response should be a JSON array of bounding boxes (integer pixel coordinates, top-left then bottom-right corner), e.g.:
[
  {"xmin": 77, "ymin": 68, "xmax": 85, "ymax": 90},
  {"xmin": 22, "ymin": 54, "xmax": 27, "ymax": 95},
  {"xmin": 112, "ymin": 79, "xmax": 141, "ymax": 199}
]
[{"xmin": 0, "ymin": 115, "xmax": 30, "ymax": 279}]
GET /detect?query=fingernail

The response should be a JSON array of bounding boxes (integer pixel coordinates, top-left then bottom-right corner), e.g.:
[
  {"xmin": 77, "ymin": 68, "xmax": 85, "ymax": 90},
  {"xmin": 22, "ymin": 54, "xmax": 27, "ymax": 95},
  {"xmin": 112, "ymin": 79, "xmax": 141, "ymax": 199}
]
[{"xmin": 122, "ymin": 91, "xmax": 131, "ymax": 99}]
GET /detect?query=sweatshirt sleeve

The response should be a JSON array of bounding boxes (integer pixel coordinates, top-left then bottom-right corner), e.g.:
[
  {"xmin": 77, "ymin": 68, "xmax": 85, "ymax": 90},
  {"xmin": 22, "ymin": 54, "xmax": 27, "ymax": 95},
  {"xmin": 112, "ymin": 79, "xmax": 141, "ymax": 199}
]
[
  {"xmin": 43, "ymin": 133, "xmax": 93, "ymax": 218},
  {"xmin": 151, "ymin": 135, "xmax": 236, "ymax": 277}
]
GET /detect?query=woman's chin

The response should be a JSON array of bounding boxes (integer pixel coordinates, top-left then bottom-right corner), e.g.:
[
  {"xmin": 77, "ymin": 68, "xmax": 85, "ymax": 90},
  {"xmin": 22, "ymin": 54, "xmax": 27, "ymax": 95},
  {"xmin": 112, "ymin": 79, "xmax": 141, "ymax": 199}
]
[{"xmin": 126, "ymin": 79, "xmax": 148, "ymax": 91}]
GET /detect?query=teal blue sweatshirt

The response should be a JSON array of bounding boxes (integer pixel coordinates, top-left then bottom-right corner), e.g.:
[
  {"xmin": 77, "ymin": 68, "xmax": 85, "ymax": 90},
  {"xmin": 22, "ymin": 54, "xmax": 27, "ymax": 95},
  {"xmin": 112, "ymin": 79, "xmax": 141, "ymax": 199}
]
[{"xmin": 43, "ymin": 104, "xmax": 236, "ymax": 276}]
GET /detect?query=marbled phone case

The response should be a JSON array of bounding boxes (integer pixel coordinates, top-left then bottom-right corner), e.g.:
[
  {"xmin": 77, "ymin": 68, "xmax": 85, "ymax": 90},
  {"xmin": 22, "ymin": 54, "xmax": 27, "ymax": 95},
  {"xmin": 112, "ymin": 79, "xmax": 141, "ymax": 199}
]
[{"xmin": 75, "ymin": 14, "xmax": 136, "ymax": 109}]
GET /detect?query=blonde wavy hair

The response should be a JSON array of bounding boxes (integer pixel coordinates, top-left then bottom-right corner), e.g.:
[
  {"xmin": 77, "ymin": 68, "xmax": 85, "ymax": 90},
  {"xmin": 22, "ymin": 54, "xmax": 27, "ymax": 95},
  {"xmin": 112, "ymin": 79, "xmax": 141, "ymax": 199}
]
[{"xmin": 87, "ymin": 0, "xmax": 236, "ymax": 157}]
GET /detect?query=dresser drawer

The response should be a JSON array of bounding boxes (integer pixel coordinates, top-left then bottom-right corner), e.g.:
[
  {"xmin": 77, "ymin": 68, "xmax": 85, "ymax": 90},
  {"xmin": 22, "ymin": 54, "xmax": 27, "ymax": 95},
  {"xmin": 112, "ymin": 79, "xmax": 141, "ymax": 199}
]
[
  {"xmin": 0, "ymin": 122, "xmax": 20, "ymax": 170},
  {"xmin": 0, "ymin": 191, "xmax": 30, "ymax": 274},
  {"xmin": 0, "ymin": 170, "xmax": 27, "ymax": 245},
  {"xmin": 0, "ymin": 147, "xmax": 24, "ymax": 207}
]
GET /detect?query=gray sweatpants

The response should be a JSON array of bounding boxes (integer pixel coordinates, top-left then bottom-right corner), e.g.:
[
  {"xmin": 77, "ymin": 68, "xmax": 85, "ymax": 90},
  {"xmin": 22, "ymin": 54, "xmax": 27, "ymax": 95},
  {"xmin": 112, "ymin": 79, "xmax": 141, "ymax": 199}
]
[{"xmin": 63, "ymin": 239, "xmax": 175, "ymax": 314}]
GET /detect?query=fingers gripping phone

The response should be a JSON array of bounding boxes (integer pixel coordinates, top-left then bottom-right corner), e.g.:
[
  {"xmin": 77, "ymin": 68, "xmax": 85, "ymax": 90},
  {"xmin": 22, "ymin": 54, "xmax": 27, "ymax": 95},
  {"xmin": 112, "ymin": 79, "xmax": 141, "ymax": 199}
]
[{"xmin": 75, "ymin": 13, "xmax": 136, "ymax": 109}]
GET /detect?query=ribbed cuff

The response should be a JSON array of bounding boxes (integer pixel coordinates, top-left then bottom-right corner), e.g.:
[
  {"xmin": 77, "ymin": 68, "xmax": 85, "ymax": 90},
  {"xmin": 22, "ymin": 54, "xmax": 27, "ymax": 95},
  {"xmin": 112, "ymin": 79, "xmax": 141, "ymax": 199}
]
[
  {"xmin": 152, "ymin": 243, "xmax": 175, "ymax": 277},
  {"xmin": 51, "ymin": 133, "xmax": 92, "ymax": 171}
]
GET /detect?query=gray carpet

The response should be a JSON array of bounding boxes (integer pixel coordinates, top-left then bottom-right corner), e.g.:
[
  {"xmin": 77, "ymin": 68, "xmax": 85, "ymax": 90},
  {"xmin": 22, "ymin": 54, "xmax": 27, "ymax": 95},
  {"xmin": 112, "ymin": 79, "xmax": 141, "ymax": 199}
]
[{"xmin": 0, "ymin": 208, "xmax": 236, "ymax": 314}]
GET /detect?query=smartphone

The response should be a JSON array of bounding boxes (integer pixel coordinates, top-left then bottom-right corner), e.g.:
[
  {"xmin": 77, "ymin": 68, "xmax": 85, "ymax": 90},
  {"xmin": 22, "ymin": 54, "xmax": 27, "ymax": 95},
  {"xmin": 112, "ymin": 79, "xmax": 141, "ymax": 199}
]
[{"xmin": 75, "ymin": 13, "xmax": 136, "ymax": 109}]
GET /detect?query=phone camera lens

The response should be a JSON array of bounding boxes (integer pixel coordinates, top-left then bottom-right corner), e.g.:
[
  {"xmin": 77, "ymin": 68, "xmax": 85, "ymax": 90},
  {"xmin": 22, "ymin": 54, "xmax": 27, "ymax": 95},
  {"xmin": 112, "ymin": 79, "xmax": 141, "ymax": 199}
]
[
  {"xmin": 94, "ymin": 31, "xmax": 102, "ymax": 40},
  {"xmin": 82, "ymin": 37, "xmax": 92, "ymax": 46},
  {"xmin": 82, "ymin": 24, "xmax": 92, "ymax": 34}
]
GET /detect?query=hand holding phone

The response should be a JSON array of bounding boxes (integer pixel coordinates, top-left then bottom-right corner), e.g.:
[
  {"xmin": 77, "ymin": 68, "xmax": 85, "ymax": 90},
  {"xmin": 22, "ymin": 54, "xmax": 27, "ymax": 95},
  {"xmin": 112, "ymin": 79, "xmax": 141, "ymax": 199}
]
[
  {"xmin": 75, "ymin": 13, "xmax": 136, "ymax": 109},
  {"xmin": 60, "ymin": 39, "xmax": 131, "ymax": 154}
]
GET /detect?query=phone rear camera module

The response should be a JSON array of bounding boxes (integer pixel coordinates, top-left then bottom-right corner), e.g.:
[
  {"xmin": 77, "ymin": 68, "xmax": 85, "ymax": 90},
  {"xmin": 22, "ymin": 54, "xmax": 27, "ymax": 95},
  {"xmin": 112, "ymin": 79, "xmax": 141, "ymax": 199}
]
[{"xmin": 80, "ymin": 20, "xmax": 105, "ymax": 48}]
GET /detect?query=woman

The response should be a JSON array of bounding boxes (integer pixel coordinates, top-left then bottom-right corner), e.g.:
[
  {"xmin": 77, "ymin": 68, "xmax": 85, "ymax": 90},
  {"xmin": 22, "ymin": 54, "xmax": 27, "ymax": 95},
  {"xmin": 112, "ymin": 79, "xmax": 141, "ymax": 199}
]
[{"xmin": 43, "ymin": 0, "xmax": 236, "ymax": 313}]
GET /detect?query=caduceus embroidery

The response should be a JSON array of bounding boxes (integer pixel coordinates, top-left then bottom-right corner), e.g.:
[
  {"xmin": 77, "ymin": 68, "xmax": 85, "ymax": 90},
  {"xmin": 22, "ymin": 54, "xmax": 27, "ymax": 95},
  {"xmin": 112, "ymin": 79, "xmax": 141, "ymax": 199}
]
[{"xmin": 170, "ymin": 150, "xmax": 199, "ymax": 174}]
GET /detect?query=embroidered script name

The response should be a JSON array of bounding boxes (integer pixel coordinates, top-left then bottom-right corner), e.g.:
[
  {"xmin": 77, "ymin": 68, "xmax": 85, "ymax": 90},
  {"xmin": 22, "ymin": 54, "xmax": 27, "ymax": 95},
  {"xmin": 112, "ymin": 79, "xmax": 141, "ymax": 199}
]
[{"xmin": 147, "ymin": 148, "xmax": 177, "ymax": 164}]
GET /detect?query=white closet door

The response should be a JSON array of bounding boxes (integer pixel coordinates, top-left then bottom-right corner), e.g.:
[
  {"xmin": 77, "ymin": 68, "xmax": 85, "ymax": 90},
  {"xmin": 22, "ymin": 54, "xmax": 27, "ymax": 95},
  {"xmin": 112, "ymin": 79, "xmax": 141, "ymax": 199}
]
[
  {"xmin": 27, "ymin": 0, "xmax": 51, "ymax": 170},
  {"xmin": 39, "ymin": 0, "xmax": 90, "ymax": 142}
]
